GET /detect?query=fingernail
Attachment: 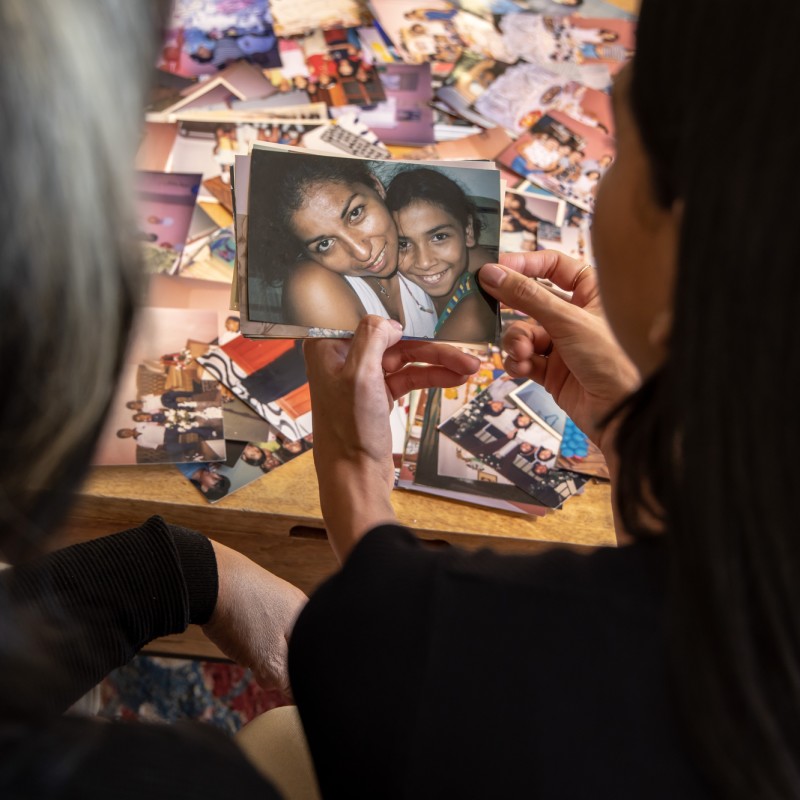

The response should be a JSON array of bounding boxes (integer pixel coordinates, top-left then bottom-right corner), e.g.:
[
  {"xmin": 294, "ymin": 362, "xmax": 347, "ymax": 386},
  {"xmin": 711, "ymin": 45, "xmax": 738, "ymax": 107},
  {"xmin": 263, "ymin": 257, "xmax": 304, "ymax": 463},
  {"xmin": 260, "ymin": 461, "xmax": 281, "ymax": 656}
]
[
  {"xmin": 480, "ymin": 263, "xmax": 506, "ymax": 288},
  {"xmin": 387, "ymin": 319, "xmax": 403, "ymax": 331}
]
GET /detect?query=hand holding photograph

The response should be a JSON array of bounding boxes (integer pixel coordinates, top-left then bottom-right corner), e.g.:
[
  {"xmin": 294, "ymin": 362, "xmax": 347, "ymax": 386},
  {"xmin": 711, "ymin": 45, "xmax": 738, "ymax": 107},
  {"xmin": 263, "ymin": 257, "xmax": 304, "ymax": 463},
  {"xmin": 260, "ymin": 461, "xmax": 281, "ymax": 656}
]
[{"xmin": 243, "ymin": 143, "xmax": 502, "ymax": 343}]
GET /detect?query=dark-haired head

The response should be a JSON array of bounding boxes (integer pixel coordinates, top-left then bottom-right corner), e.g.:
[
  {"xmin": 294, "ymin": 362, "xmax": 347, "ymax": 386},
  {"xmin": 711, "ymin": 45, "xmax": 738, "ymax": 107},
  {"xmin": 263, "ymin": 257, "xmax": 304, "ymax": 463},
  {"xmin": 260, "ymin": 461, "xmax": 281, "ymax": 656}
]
[
  {"xmin": 190, "ymin": 45, "xmax": 214, "ymax": 63},
  {"xmin": 247, "ymin": 152, "xmax": 394, "ymax": 284},
  {"xmin": 385, "ymin": 167, "xmax": 483, "ymax": 243},
  {"xmin": 603, "ymin": 3, "xmax": 800, "ymax": 795},
  {"xmin": 241, "ymin": 443, "xmax": 266, "ymax": 467},
  {"xmin": 190, "ymin": 469, "xmax": 231, "ymax": 501},
  {"xmin": 203, "ymin": 473, "xmax": 231, "ymax": 501}
]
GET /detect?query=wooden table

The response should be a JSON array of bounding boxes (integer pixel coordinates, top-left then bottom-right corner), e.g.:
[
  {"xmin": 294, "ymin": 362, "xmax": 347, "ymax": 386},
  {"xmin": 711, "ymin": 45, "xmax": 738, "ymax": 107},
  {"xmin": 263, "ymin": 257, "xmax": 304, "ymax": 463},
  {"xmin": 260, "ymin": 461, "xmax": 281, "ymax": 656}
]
[{"xmin": 61, "ymin": 453, "xmax": 616, "ymax": 660}]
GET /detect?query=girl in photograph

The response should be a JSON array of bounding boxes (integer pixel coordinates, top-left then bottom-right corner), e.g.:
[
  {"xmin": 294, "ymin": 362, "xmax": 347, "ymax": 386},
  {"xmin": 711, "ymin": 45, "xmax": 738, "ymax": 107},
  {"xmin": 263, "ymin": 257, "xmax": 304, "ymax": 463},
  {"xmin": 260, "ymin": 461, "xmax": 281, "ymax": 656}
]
[
  {"xmin": 385, "ymin": 166, "xmax": 499, "ymax": 342},
  {"xmin": 249, "ymin": 154, "xmax": 438, "ymax": 338}
]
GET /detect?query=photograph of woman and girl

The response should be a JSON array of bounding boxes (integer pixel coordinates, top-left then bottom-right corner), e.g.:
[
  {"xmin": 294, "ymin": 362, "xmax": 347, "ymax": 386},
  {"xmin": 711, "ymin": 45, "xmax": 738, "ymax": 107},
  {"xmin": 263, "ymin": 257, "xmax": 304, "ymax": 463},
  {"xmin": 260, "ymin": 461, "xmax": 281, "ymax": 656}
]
[{"xmin": 246, "ymin": 150, "xmax": 501, "ymax": 343}]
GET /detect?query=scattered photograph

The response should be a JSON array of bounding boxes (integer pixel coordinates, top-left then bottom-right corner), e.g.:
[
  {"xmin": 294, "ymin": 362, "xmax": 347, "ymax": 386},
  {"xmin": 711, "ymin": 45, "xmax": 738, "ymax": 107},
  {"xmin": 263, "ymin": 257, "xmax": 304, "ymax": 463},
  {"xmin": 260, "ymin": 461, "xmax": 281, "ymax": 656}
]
[
  {"xmin": 329, "ymin": 63, "xmax": 436, "ymax": 146},
  {"xmin": 93, "ymin": 307, "xmax": 225, "ymax": 466},
  {"xmin": 136, "ymin": 171, "xmax": 202, "ymax": 275},
  {"xmin": 268, "ymin": 0, "xmax": 370, "ymax": 37},
  {"xmin": 434, "ymin": 50, "xmax": 508, "ymax": 128},
  {"xmin": 500, "ymin": 188, "xmax": 593, "ymax": 262},
  {"xmin": 499, "ymin": 14, "xmax": 631, "ymax": 91},
  {"xmin": 176, "ymin": 432, "xmax": 313, "ymax": 503},
  {"xmin": 196, "ymin": 337, "xmax": 312, "ymax": 441},
  {"xmin": 556, "ymin": 417, "xmax": 609, "ymax": 480},
  {"xmin": 496, "ymin": 110, "xmax": 615, "ymax": 211},
  {"xmin": 403, "ymin": 357, "xmax": 548, "ymax": 514},
  {"xmin": 157, "ymin": 0, "xmax": 281, "ymax": 78},
  {"xmin": 171, "ymin": 121, "xmax": 259, "ymax": 194},
  {"xmin": 473, "ymin": 64, "xmax": 614, "ymax": 136},
  {"xmin": 300, "ymin": 28, "xmax": 387, "ymax": 107},
  {"xmin": 245, "ymin": 144, "xmax": 502, "ymax": 343},
  {"xmin": 370, "ymin": 0, "xmax": 463, "ymax": 77},
  {"xmin": 178, "ymin": 224, "xmax": 237, "ymax": 283},
  {"xmin": 438, "ymin": 376, "xmax": 587, "ymax": 507},
  {"xmin": 418, "ymin": 126, "xmax": 513, "ymax": 162},
  {"xmin": 507, "ymin": 379, "xmax": 567, "ymax": 440}
]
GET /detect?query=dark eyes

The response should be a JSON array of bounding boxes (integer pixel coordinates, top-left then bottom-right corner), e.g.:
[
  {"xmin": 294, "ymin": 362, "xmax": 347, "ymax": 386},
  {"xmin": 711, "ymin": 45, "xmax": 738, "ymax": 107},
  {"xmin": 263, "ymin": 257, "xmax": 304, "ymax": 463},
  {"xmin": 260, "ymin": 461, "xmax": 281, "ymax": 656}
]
[
  {"xmin": 312, "ymin": 204, "xmax": 366, "ymax": 254},
  {"xmin": 398, "ymin": 232, "xmax": 449, "ymax": 250}
]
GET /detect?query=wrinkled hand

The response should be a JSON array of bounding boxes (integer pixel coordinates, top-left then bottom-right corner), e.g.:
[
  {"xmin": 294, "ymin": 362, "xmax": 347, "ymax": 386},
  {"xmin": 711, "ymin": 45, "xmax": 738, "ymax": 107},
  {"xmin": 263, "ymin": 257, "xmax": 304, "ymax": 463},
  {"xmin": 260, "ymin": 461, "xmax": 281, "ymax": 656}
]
[
  {"xmin": 203, "ymin": 541, "xmax": 308, "ymax": 709},
  {"xmin": 478, "ymin": 250, "xmax": 639, "ymax": 451},
  {"xmin": 303, "ymin": 316, "xmax": 480, "ymax": 561}
]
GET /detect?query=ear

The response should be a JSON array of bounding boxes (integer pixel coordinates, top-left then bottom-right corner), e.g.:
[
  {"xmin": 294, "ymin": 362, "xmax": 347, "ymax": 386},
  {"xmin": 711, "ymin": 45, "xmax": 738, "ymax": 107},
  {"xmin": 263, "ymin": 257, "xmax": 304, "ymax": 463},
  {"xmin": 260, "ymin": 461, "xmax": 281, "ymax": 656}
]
[
  {"xmin": 370, "ymin": 175, "xmax": 387, "ymax": 199},
  {"xmin": 647, "ymin": 309, "xmax": 672, "ymax": 349},
  {"xmin": 465, "ymin": 216, "xmax": 476, "ymax": 247}
]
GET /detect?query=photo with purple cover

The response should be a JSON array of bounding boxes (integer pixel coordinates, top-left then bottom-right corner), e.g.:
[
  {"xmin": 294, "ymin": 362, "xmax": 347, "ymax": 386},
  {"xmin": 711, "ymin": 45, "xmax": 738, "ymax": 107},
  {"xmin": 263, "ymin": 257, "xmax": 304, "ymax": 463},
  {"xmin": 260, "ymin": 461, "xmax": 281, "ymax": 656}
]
[
  {"xmin": 136, "ymin": 170, "xmax": 202, "ymax": 275},
  {"xmin": 330, "ymin": 63, "xmax": 435, "ymax": 145},
  {"xmin": 156, "ymin": 0, "xmax": 281, "ymax": 78}
]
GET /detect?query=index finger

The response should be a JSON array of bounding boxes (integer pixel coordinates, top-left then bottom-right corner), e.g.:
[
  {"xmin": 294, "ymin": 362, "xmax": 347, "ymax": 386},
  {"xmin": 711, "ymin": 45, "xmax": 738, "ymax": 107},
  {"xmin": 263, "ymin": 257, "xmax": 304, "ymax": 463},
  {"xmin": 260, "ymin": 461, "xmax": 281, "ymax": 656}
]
[
  {"xmin": 499, "ymin": 249, "xmax": 593, "ymax": 297},
  {"xmin": 381, "ymin": 339, "xmax": 481, "ymax": 376}
]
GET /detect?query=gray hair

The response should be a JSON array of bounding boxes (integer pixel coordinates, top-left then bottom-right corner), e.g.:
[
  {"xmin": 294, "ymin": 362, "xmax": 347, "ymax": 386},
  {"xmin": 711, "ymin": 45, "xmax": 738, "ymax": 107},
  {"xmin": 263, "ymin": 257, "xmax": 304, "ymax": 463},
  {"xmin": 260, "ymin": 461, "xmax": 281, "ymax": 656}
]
[{"xmin": 0, "ymin": 1, "xmax": 168, "ymax": 559}]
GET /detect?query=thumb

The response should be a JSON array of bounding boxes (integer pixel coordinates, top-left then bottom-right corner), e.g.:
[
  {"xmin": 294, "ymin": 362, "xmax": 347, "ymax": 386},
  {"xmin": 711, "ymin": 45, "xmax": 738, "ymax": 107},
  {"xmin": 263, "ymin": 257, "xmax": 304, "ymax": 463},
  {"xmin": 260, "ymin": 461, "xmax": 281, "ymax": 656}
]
[{"xmin": 478, "ymin": 262, "xmax": 574, "ymax": 330}]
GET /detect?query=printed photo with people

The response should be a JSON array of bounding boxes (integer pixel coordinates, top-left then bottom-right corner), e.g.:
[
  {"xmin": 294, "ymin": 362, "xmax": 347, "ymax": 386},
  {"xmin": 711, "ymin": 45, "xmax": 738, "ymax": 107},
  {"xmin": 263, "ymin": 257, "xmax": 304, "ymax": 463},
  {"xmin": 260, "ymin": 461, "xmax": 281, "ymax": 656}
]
[
  {"xmin": 245, "ymin": 145, "xmax": 502, "ymax": 343},
  {"xmin": 438, "ymin": 375, "xmax": 587, "ymax": 508},
  {"xmin": 157, "ymin": 0, "xmax": 281, "ymax": 78},
  {"xmin": 176, "ymin": 432, "xmax": 313, "ymax": 503},
  {"xmin": 93, "ymin": 307, "xmax": 226, "ymax": 466},
  {"xmin": 498, "ymin": 110, "xmax": 615, "ymax": 212}
]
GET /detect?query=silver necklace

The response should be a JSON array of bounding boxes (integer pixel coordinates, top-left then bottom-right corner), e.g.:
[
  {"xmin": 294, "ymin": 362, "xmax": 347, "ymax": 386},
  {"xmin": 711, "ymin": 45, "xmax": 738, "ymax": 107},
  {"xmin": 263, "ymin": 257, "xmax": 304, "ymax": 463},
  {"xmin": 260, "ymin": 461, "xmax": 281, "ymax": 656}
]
[{"xmin": 397, "ymin": 277, "xmax": 435, "ymax": 314}]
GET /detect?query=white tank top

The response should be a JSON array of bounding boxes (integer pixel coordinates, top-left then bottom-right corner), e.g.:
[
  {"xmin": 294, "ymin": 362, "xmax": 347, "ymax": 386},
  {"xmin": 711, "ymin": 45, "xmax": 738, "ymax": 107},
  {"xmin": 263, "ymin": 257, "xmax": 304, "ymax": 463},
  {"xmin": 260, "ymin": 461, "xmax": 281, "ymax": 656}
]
[{"xmin": 344, "ymin": 274, "xmax": 437, "ymax": 339}]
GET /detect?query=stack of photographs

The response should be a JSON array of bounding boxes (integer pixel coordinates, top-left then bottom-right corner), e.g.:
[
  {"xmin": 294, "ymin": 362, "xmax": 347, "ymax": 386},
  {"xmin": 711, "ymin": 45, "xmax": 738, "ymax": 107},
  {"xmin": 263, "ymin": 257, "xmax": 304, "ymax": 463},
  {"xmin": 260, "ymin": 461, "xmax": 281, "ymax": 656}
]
[{"xmin": 233, "ymin": 141, "xmax": 503, "ymax": 344}]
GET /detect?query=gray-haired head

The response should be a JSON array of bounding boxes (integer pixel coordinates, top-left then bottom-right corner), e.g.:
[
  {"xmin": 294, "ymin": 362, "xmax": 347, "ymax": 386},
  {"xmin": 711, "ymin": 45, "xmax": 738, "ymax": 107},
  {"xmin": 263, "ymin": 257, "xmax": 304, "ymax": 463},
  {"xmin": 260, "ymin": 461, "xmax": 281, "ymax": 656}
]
[{"xmin": 0, "ymin": 0, "xmax": 168, "ymax": 560}]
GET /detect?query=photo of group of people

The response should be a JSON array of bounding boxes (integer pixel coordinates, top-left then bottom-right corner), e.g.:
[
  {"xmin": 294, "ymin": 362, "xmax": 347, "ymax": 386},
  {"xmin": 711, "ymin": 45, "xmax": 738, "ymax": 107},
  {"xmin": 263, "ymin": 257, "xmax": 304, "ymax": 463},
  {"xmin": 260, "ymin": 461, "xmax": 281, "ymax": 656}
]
[
  {"xmin": 244, "ymin": 145, "xmax": 502, "ymax": 343},
  {"xmin": 94, "ymin": 307, "xmax": 226, "ymax": 466},
  {"xmin": 157, "ymin": 0, "xmax": 281, "ymax": 78},
  {"xmin": 438, "ymin": 375, "xmax": 589, "ymax": 508},
  {"xmin": 372, "ymin": 0, "xmax": 463, "ymax": 77},
  {"xmin": 498, "ymin": 110, "xmax": 615, "ymax": 211},
  {"xmin": 176, "ymin": 432, "xmax": 312, "ymax": 502}
]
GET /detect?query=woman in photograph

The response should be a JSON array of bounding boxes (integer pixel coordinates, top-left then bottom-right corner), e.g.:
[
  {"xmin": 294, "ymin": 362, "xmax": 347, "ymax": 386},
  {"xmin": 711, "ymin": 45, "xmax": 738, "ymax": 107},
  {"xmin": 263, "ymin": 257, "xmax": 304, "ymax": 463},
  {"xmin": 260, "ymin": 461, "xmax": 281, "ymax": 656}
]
[
  {"xmin": 248, "ymin": 154, "xmax": 438, "ymax": 338},
  {"xmin": 385, "ymin": 166, "xmax": 499, "ymax": 342}
]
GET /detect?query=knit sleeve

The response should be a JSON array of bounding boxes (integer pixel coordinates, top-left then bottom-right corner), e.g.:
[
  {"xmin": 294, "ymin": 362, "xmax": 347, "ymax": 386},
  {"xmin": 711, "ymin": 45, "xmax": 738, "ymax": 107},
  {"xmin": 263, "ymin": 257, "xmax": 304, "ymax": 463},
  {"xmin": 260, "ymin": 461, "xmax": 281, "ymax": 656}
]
[{"xmin": 0, "ymin": 516, "xmax": 218, "ymax": 714}]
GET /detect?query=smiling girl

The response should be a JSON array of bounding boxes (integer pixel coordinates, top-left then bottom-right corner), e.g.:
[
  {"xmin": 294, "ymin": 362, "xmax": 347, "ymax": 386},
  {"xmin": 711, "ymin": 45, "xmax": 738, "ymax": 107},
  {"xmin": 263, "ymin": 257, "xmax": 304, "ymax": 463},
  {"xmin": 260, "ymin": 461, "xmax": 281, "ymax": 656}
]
[
  {"xmin": 248, "ymin": 153, "xmax": 437, "ymax": 337},
  {"xmin": 385, "ymin": 167, "xmax": 499, "ymax": 342}
]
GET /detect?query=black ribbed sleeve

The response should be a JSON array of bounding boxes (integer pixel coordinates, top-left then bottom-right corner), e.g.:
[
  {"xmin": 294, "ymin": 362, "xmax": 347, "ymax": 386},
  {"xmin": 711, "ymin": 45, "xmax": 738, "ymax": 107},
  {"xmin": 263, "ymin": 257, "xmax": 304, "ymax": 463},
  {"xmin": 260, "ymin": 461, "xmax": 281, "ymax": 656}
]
[{"xmin": 0, "ymin": 516, "xmax": 218, "ymax": 714}]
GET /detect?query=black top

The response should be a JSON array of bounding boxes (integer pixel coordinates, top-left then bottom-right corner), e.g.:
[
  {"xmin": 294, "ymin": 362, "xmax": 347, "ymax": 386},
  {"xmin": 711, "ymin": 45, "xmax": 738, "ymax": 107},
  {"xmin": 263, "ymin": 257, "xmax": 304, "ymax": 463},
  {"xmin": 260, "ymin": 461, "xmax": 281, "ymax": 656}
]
[
  {"xmin": 0, "ymin": 516, "xmax": 281, "ymax": 799},
  {"xmin": 290, "ymin": 524, "xmax": 709, "ymax": 799}
]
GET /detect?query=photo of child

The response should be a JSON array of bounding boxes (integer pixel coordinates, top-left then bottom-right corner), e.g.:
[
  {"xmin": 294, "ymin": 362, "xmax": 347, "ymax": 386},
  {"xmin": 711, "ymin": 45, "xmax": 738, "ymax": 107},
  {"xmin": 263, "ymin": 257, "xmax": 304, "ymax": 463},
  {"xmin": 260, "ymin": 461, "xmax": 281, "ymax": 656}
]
[{"xmin": 245, "ymin": 145, "xmax": 501, "ymax": 343}]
